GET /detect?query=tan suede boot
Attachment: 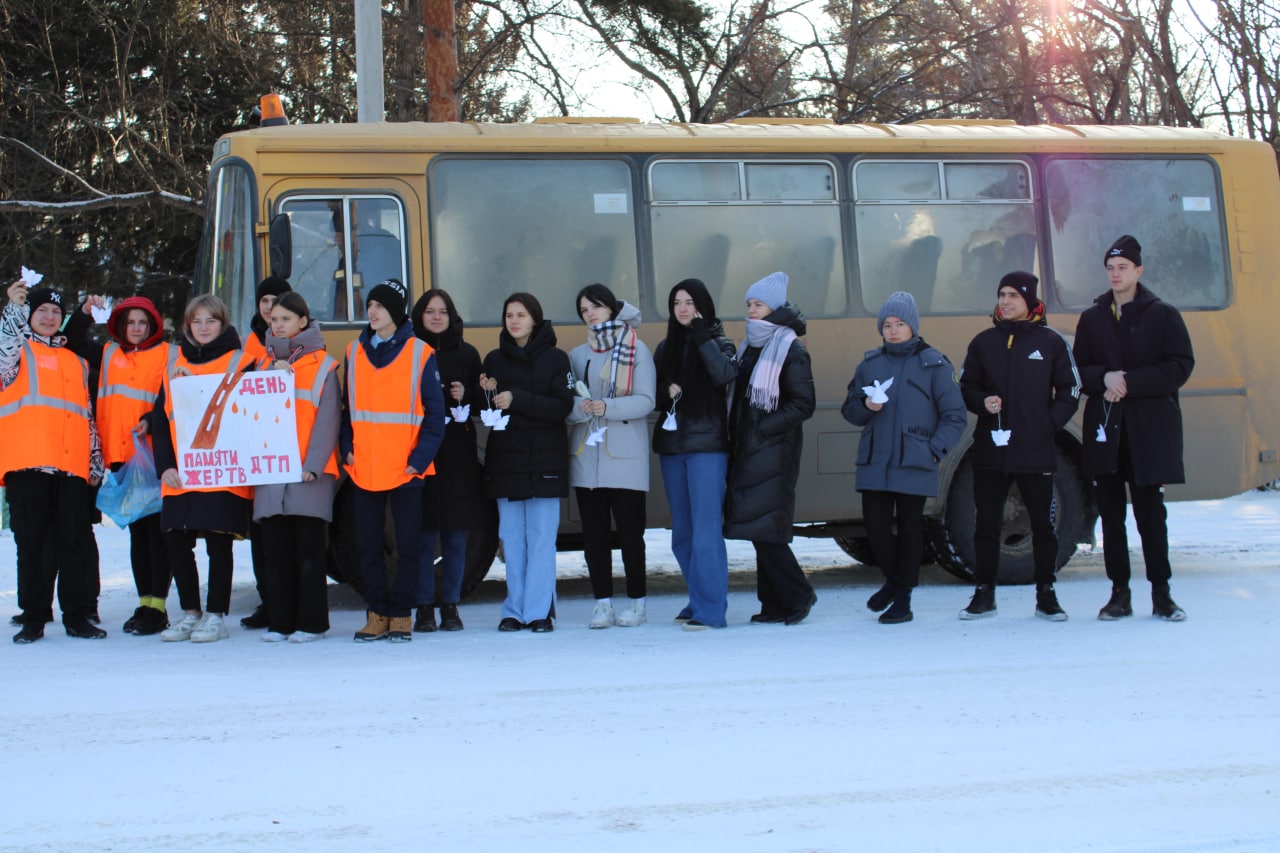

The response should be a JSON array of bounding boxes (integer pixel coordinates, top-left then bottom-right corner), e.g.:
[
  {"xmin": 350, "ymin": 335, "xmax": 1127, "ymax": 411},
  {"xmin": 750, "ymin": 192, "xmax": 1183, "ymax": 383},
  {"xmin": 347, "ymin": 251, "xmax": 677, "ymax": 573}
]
[
  {"xmin": 354, "ymin": 611, "xmax": 390, "ymax": 642},
  {"xmin": 388, "ymin": 615, "xmax": 413, "ymax": 643}
]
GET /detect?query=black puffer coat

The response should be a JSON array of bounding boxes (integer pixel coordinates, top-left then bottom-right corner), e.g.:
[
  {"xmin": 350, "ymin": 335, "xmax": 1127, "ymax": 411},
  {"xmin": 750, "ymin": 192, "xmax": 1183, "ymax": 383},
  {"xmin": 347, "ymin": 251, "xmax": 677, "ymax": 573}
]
[
  {"xmin": 480, "ymin": 321, "xmax": 574, "ymax": 500},
  {"xmin": 1073, "ymin": 284, "xmax": 1194, "ymax": 485},
  {"xmin": 723, "ymin": 304, "xmax": 816, "ymax": 543},
  {"xmin": 651, "ymin": 318, "xmax": 738, "ymax": 455}
]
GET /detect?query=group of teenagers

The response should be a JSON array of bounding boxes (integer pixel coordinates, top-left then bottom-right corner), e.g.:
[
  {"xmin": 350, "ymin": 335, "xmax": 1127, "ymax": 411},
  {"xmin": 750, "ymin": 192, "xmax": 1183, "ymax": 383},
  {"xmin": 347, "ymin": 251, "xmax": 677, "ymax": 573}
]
[{"xmin": 3, "ymin": 232, "xmax": 1194, "ymax": 645}]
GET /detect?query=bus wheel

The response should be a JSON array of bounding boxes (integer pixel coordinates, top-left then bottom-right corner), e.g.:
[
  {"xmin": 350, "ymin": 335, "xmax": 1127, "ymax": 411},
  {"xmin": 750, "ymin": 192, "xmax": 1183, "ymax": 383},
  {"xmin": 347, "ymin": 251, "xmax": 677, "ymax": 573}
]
[
  {"xmin": 325, "ymin": 486, "xmax": 499, "ymax": 601},
  {"xmin": 834, "ymin": 536, "xmax": 879, "ymax": 566},
  {"xmin": 926, "ymin": 449, "xmax": 1086, "ymax": 585}
]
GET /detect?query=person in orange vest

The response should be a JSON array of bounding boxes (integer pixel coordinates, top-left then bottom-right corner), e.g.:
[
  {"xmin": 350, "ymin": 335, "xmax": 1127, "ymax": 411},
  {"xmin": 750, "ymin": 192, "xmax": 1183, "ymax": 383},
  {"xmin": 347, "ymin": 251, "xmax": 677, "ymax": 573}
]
[
  {"xmin": 65, "ymin": 294, "xmax": 174, "ymax": 636},
  {"xmin": 340, "ymin": 279, "xmax": 446, "ymax": 643},
  {"xmin": 149, "ymin": 294, "xmax": 254, "ymax": 643},
  {"xmin": 252, "ymin": 292, "xmax": 340, "ymax": 642},
  {"xmin": 239, "ymin": 275, "xmax": 292, "ymax": 631},
  {"xmin": 2, "ymin": 278, "xmax": 105, "ymax": 643}
]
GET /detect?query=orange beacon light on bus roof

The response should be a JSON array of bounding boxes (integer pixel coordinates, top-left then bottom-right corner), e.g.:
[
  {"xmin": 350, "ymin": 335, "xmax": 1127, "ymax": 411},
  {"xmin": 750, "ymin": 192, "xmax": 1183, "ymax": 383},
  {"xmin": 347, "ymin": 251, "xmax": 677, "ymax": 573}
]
[{"xmin": 259, "ymin": 94, "xmax": 287, "ymax": 127}]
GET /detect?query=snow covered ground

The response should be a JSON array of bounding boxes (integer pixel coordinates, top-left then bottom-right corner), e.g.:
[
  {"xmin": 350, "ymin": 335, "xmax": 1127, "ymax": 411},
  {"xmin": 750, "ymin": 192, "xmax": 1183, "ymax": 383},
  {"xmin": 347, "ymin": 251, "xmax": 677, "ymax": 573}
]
[{"xmin": 2, "ymin": 492, "xmax": 1278, "ymax": 852}]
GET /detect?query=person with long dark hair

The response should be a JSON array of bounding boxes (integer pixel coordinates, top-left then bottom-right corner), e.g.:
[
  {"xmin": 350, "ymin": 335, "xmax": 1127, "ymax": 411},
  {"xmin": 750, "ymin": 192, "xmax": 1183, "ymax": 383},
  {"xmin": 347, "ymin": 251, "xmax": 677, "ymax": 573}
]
[
  {"xmin": 652, "ymin": 279, "xmax": 738, "ymax": 630},
  {"xmin": 566, "ymin": 283, "xmax": 656, "ymax": 629},
  {"xmin": 479, "ymin": 293, "xmax": 574, "ymax": 633}
]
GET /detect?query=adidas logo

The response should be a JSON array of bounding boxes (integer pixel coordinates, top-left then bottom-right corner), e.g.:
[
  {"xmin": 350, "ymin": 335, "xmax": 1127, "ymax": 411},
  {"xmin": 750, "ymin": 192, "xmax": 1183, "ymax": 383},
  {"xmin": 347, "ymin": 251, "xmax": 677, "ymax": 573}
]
[{"xmin": 1027, "ymin": 350, "xmax": 1044, "ymax": 360}]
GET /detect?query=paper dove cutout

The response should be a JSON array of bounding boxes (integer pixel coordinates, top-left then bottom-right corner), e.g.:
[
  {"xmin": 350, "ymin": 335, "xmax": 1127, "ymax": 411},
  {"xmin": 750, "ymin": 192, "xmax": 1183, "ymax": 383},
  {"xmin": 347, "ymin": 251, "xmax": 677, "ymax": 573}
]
[
  {"xmin": 480, "ymin": 408, "xmax": 509, "ymax": 430},
  {"xmin": 661, "ymin": 411, "xmax": 678, "ymax": 431},
  {"xmin": 991, "ymin": 428, "xmax": 1012, "ymax": 447},
  {"xmin": 584, "ymin": 424, "xmax": 608, "ymax": 446},
  {"xmin": 1095, "ymin": 424, "xmax": 1108, "ymax": 443},
  {"xmin": 90, "ymin": 297, "xmax": 113, "ymax": 324},
  {"xmin": 862, "ymin": 377, "xmax": 893, "ymax": 404},
  {"xmin": 451, "ymin": 403, "xmax": 471, "ymax": 424},
  {"xmin": 19, "ymin": 266, "xmax": 43, "ymax": 287},
  {"xmin": 573, "ymin": 380, "xmax": 591, "ymax": 398}
]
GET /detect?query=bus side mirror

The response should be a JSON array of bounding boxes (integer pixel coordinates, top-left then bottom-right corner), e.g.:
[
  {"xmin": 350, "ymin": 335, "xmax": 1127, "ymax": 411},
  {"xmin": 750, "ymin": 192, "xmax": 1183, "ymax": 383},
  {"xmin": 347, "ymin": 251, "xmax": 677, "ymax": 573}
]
[{"xmin": 269, "ymin": 213, "xmax": 292, "ymax": 279}]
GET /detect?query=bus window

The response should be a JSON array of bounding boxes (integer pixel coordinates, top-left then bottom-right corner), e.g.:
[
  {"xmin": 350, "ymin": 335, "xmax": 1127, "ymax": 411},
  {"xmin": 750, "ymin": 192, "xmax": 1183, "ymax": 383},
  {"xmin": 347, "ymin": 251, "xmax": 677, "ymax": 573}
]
[
  {"xmin": 201, "ymin": 162, "xmax": 258, "ymax": 333},
  {"xmin": 649, "ymin": 159, "xmax": 845, "ymax": 317},
  {"xmin": 1045, "ymin": 157, "xmax": 1229, "ymax": 310},
  {"xmin": 853, "ymin": 159, "xmax": 1037, "ymax": 315},
  {"xmin": 429, "ymin": 158, "xmax": 640, "ymax": 324},
  {"xmin": 277, "ymin": 195, "xmax": 407, "ymax": 324}
]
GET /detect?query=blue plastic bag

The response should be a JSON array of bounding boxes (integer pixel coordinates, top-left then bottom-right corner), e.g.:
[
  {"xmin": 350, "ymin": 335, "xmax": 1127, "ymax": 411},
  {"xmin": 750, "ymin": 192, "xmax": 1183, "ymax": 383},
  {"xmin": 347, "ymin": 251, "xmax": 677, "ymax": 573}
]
[{"xmin": 96, "ymin": 432, "xmax": 163, "ymax": 527}]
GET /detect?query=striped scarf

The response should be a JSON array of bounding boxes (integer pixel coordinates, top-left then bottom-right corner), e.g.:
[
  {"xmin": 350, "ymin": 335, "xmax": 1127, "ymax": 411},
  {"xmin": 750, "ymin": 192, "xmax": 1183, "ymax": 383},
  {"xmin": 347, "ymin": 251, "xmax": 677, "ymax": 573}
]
[
  {"xmin": 740, "ymin": 317, "xmax": 797, "ymax": 412},
  {"xmin": 587, "ymin": 319, "xmax": 636, "ymax": 398}
]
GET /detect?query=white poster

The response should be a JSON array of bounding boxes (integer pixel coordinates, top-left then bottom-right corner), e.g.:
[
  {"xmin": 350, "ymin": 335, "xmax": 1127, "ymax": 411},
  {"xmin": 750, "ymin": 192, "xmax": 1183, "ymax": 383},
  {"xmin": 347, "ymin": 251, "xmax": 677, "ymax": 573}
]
[{"xmin": 171, "ymin": 371, "xmax": 302, "ymax": 488}]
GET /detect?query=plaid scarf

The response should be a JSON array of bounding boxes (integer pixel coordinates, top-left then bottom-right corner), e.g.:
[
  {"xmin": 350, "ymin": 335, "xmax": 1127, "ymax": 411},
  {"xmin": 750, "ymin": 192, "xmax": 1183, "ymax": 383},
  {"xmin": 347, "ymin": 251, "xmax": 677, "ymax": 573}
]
[
  {"xmin": 587, "ymin": 319, "xmax": 636, "ymax": 398},
  {"xmin": 740, "ymin": 317, "xmax": 797, "ymax": 412}
]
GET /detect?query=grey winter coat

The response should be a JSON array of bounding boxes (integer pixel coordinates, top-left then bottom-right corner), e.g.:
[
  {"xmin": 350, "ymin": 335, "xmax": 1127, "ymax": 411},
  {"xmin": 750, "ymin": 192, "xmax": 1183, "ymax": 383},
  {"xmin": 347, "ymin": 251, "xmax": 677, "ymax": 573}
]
[
  {"xmin": 252, "ymin": 325, "xmax": 341, "ymax": 522},
  {"xmin": 566, "ymin": 302, "xmax": 656, "ymax": 492},
  {"xmin": 841, "ymin": 337, "xmax": 967, "ymax": 497}
]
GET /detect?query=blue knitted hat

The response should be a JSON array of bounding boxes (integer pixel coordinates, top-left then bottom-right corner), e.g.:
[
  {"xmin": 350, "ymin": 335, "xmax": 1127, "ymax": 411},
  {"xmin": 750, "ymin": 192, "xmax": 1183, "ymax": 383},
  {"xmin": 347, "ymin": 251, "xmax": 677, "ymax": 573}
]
[
  {"xmin": 877, "ymin": 291, "xmax": 920, "ymax": 337},
  {"xmin": 744, "ymin": 271, "xmax": 789, "ymax": 310}
]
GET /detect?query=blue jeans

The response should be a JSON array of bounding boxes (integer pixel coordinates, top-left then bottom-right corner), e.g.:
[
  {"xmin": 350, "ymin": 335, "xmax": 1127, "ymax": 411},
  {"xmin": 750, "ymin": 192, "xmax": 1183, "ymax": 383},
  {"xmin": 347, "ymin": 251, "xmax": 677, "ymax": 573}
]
[
  {"xmin": 417, "ymin": 528, "xmax": 468, "ymax": 605},
  {"xmin": 497, "ymin": 497, "xmax": 559, "ymax": 623},
  {"xmin": 660, "ymin": 452, "xmax": 729, "ymax": 627}
]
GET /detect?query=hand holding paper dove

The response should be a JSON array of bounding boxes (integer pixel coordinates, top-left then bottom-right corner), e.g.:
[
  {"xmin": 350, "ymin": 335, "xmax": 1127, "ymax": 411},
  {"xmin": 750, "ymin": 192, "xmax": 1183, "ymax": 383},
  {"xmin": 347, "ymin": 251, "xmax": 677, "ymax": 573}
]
[{"xmin": 862, "ymin": 377, "xmax": 893, "ymax": 405}]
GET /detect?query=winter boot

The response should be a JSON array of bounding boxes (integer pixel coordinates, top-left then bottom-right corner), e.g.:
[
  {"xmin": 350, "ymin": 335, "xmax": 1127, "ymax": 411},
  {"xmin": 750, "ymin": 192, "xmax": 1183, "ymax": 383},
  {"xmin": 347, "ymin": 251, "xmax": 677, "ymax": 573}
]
[
  {"xmin": 438, "ymin": 603, "xmax": 464, "ymax": 631},
  {"xmin": 64, "ymin": 614, "xmax": 108, "ymax": 639},
  {"xmin": 240, "ymin": 604, "xmax": 269, "ymax": 630},
  {"xmin": 354, "ymin": 611, "xmax": 390, "ymax": 642},
  {"xmin": 959, "ymin": 584, "xmax": 996, "ymax": 620},
  {"xmin": 866, "ymin": 582, "xmax": 897, "ymax": 613},
  {"xmin": 414, "ymin": 607, "xmax": 438, "ymax": 633},
  {"xmin": 12, "ymin": 621, "xmax": 44, "ymax": 644},
  {"xmin": 388, "ymin": 616, "xmax": 413, "ymax": 642},
  {"xmin": 1152, "ymin": 584, "xmax": 1187, "ymax": 621},
  {"xmin": 879, "ymin": 590, "xmax": 913, "ymax": 624},
  {"xmin": 1035, "ymin": 584, "xmax": 1068, "ymax": 621},
  {"xmin": 1098, "ymin": 587, "xmax": 1133, "ymax": 621}
]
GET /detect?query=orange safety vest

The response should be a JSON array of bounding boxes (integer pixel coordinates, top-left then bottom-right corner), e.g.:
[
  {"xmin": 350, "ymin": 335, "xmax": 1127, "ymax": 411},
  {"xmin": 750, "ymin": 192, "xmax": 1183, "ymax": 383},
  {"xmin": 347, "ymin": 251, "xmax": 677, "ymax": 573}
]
[
  {"xmin": 242, "ymin": 333, "xmax": 268, "ymax": 367},
  {"xmin": 344, "ymin": 337, "xmax": 435, "ymax": 491},
  {"xmin": 97, "ymin": 341, "xmax": 172, "ymax": 467},
  {"xmin": 161, "ymin": 348, "xmax": 254, "ymax": 500},
  {"xmin": 0, "ymin": 340, "xmax": 92, "ymax": 485},
  {"xmin": 291, "ymin": 350, "xmax": 340, "ymax": 478}
]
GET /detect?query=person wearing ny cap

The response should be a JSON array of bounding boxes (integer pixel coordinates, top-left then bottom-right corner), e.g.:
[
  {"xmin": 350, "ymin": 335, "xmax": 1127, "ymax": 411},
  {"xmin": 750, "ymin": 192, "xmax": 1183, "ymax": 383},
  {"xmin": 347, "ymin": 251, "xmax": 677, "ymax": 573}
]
[
  {"xmin": 339, "ymin": 278, "xmax": 446, "ymax": 643},
  {"xmin": 1074, "ymin": 235, "xmax": 1194, "ymax": 621},
  {"xmin": 842, "ymin": 291, "xmax": 966, "ymax": 624},
  {"xmin": 958, "ymin": 271, "xmax": 1080, "ymax": 622},
  {"xmin": 723, "ymin": 271, "xmax": 818, "ymax": 627},
  {"xmin": 1, "ymin": 278, "xmax": 106, "ymax": 643}
]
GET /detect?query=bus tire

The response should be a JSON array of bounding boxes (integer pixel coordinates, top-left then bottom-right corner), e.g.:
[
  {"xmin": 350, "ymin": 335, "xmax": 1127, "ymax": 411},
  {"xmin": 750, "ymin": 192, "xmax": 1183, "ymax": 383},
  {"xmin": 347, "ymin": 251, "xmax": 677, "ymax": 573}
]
[
  {"xmin": 834, "ymin": 536, "xmax": 879, "ymax": 566},
  {"xmin": 326, "ymin": 483, "xmax": 500, "ymax": 602},
  {"xmin": 927, "ymin": 448, "xmax": 1086, "ymax": 585}
]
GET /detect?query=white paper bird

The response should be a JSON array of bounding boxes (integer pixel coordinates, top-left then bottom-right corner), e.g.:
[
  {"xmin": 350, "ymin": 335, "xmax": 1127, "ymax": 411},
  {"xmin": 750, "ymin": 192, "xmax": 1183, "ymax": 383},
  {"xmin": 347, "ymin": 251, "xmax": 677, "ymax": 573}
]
[
  {"xmin": 19, "ymin": 266, "xmax": 43, "ymax": 287},
  {"xmin": 991, "ymin": 428, "xmax": 1012, "ymax": 447},
  {"xmin": 451, "ymin": 403, "xmax": 471, "ymax": 424},
  {"xmin": 480, "ymin": 408, "xmax": 509, "ymax": 430},
  {"xmin": 585, "ymin": 424, "xmax": 608, "ymax": 446},
  {"xmin": 90, "ymin": 297, "xmax": 113, "ymax": 324},
  {"xmin": 862, "ymin": 377, "xmax": 893, "ymax": 404}
]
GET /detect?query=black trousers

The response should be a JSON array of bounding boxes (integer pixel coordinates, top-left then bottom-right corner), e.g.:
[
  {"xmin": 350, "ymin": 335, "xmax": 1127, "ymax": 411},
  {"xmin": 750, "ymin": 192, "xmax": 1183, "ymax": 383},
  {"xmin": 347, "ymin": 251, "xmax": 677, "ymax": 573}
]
[
  {"xmin": 973, "ymin": 468, "xmax": 1058, "ymax": 586},
  {"xmin": 861, "ymin": 490, "xmax": 927, "ymax": 590},
  {"xmin": 259, "ymin": 514, "xmax": 331, "ymax": 634},
  {"xmin": 352, "ymin": 484, "xmax": 423, "ymax": 618},
  {"xmin": 1093, "ymin": 475, "xmax": 1171, "ymax": 586},
  {"xmin": 752, "ymin": 541, "xmax": 814, "ymax": 616},
  {"xmin": 129, "ymin": 511, "xmax": 172, "ymax": 600},
  {"xmin": 575, "ymin": 487, "xmax": 647, "ymax": 600},
  {"xmin": 6, "ymin": 471, "xmax": 95, "ymax": 621},
  {"xmin": 166, "ymin": 530, "xmax": 235, "ymax": 614}
]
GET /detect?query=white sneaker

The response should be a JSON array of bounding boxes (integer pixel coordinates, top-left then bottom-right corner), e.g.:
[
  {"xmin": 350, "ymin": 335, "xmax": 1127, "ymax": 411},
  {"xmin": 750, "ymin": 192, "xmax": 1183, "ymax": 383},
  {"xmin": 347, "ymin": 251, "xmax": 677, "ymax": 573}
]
[
  {"xmin": 588, "ymin": 600, "xmax": 615, "ymax": 629},
  {"xmin": 190, "ymin": 613, "xmax": 229, "ymax": 643},
  {"xmin": 289, "ymin": 630, "xmax": 325, "ymax": 643},
  {"xmin": 161, "ymin": 612, "xmax": 201, "ymax": 642},
  {"xmin": 615, "ymin": 601, "xmax": 647, "ymax": 627},
  {"xmin": 262, "ymin": 631, "xmax": 290, "ymax": 643}
]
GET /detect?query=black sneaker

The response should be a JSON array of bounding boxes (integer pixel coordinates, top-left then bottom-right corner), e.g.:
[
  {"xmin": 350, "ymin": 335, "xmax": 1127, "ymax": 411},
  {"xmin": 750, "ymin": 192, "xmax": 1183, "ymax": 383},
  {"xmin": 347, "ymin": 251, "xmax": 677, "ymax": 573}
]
[
  {"xmin": 1098, "ymin": 587, "xmax": 1133, "ymax": 621},
  {"xmin": 438, "ymin": 603, "xmax": 464, "ymax": 632},
  {"xmin": 528, "ymin": 618, "xmax": 554, "ymax": 633},
  {"xmin": 498, "ymin": 617, "xmax": 524, "ymax": 632},
  {"xmin": 64, "ymin": 616, "xmax": 108, "ymax": 639},
  {"xmin": 674, "ymin": 606, "xmax": 693, "ymax": 623},
  {"xmin": 13, "ymin": 622, "xmax": 44, "ymax": 644},
  {"xmin": 960, "ymin": 584, "xmax": 997, "ymax": 620},
  {"xmin": 1152, "ymin": 585, "xmax": 1187, "ymax": 621},
  {"xmin": 132, "ymin": 607, "xmax": 170, "ymax": 636},
  {"xmin": 879, "ymin": 592, "xmax": 913, "ymax": 624},
  {"xmin": 240, "ymin": 604, "xmax": 270, "ymax": 630},
  {"xmin": 414, "ymin": 607, "xmax": 438, "ymax": 633},
  {"xmin": 1035, "ymin": 584, "xmax": 1068, "ymax": 622},
  {"xmin": 866, "ymin": 582, "xmax": 897, "ymax": 613},
  {"xmin": 123, "ymin": 606, "xmax": 147, "ymax": 634}
]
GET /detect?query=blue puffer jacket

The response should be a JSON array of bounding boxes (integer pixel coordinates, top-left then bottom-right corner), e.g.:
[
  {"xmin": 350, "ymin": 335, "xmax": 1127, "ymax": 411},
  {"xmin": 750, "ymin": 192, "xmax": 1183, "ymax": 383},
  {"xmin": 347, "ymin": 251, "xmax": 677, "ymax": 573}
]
[{"xmin": 841, "ymin": 337, "xmax": 967, "ymax": 497}]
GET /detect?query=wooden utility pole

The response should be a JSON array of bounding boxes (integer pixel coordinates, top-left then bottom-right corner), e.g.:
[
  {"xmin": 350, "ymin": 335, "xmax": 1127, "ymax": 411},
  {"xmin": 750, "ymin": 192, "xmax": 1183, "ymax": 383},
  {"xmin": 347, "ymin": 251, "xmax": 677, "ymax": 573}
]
[{"xmin": 424, "ymin": 0, "xmax": 461, "ymax": 122}]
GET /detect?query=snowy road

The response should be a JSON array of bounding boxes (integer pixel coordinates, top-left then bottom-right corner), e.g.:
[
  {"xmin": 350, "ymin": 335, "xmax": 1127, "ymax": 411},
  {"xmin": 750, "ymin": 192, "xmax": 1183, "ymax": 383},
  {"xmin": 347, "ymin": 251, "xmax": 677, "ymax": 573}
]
[{"xmin": 1, "ymin": 492, "xmax": 1278, "ymax": 852}]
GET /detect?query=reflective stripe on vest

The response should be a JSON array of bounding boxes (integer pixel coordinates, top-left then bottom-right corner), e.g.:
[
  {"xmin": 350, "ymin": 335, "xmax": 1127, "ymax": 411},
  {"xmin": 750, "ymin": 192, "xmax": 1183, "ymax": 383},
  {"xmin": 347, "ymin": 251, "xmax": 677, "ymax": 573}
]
[
  {"xmin": 97, "ymin": 341, "xmax": 171, "ymax": 466},
  {"xmin": 0, "ymin": 340, "xmax": 92, "ymax": 484},
  {"xmin": 290, "ymin": 351, "xmax": 340, "ymax": 478},
  {"xmin": 161, "ymin": 348, "xmax": 254, "ymax": 500},
  {"xmin": 344, "ymin": 337, "xmax": 433, "ymax": 491}
]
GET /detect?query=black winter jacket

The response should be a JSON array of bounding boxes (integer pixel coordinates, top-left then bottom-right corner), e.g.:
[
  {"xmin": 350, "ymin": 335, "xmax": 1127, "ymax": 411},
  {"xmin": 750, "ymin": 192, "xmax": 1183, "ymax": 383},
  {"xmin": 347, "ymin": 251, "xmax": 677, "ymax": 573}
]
[
  {"xmin": 651, "ymin": 319, "xmax": 738, "ymax": 455},
  {"xmin": 723, "ymin": 304, "xmax": 816, "ymax": 543},
  {"xmin": 480, "ymin": 321, "xmax": 574, "ymax": 500},
  {"xmin": 1073, "ymin": 284, "xmax": 1194, "ymax": 485},
  {"xmin": 960, "ymin": 305, "xmax": 1080, "ymax": 474}
]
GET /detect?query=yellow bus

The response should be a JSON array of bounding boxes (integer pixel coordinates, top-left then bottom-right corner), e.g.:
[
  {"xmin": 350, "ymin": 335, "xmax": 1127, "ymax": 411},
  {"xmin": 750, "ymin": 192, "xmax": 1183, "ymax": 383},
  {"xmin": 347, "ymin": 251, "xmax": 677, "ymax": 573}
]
[{"xmin": 197, "ymin": 111, "xmax": 1280, "ymax": 592}]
